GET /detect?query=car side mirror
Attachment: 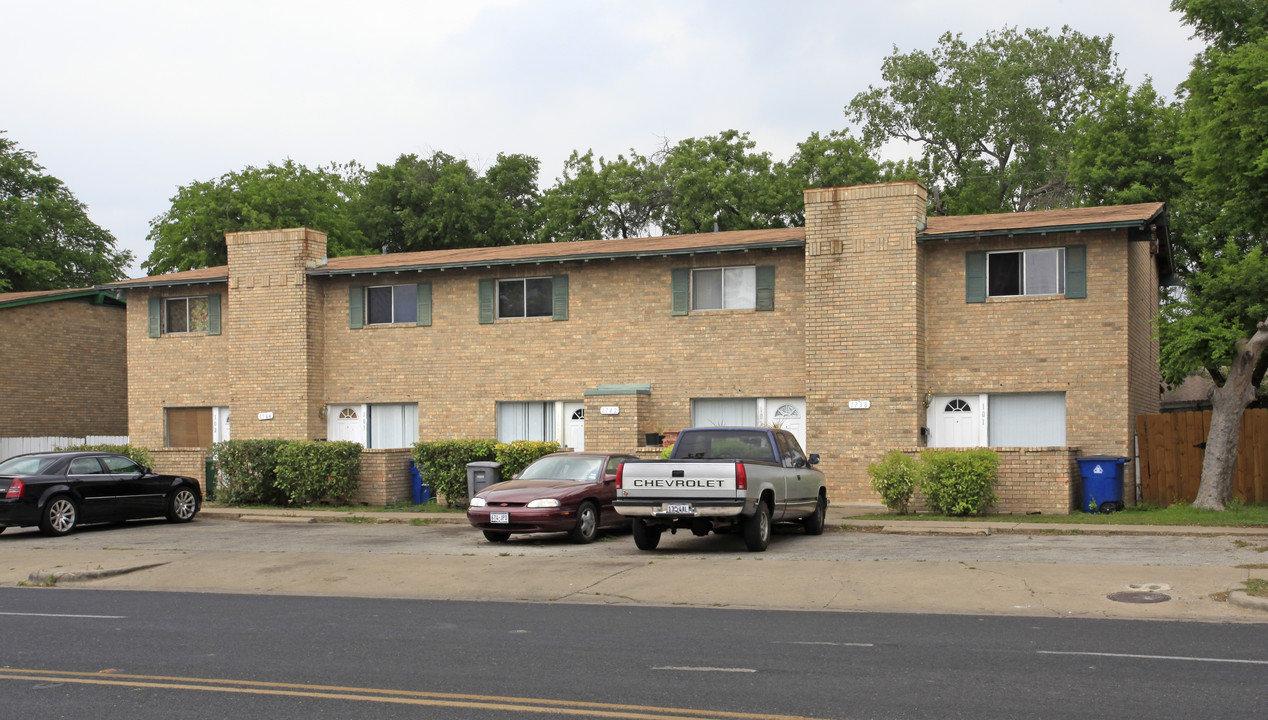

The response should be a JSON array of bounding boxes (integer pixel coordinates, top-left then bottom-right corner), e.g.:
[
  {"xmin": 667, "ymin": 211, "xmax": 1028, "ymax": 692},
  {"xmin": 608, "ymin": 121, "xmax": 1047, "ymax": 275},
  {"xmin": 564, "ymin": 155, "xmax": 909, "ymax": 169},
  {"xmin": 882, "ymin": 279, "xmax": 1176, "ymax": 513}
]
[
  {"xmin": 808, "ymin": 454, "xmax": 820, "ymax": 466},
  {"xmin": 141, "ymin": 466, "xmax": 152, "ymax": 475}
]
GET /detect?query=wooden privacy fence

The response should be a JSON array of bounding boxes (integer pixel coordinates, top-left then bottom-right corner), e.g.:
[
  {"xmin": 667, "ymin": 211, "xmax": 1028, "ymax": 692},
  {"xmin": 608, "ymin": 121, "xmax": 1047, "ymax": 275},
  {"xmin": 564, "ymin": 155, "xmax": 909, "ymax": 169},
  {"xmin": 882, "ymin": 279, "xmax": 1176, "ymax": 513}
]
[{"xmin": 1136, "ymin": 409, "xmax": 1268, "ymax": 504}]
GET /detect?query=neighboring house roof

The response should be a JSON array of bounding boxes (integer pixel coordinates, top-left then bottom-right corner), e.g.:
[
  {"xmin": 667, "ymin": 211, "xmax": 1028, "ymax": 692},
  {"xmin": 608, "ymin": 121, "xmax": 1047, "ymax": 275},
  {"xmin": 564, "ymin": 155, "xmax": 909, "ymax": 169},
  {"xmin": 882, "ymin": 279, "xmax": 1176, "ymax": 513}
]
[
  {"xmin": 0, "ymin": 287, "xmax": 124, "ymax": 309},
  {"xmin": 105, "ymin": 200, "xmax": 1172, "ymax": 287}
]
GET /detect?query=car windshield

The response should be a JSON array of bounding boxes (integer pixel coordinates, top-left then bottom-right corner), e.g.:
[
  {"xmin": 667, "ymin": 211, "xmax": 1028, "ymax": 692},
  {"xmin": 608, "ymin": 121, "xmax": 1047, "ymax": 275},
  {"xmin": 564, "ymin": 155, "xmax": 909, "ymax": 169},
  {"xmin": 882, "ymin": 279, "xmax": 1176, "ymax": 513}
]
[
  {"xmin": 0, "ymin": 456, "xmax": 58, "ymax": 475},
  {"xmin": 520, "ymin": 456, "xmax": 605, "ymax": 482}
]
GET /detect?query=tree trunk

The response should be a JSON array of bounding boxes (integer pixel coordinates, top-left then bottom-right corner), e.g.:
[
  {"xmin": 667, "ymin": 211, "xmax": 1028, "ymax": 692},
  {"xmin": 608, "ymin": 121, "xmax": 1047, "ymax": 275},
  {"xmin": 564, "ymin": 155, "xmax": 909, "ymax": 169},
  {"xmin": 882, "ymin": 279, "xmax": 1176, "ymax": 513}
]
[{"xmin": 1193, "ymin": 320, "xmax": 1268, "ymax": 510}]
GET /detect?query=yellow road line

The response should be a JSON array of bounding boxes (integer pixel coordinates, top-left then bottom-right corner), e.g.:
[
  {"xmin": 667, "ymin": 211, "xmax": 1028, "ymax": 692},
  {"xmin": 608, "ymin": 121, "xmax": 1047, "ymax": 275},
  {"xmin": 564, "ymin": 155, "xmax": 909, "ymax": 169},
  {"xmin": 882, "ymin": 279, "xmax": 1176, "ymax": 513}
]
[{"xmin": 0, "ymin": 668, "xmax": 834, "ymax": 720}]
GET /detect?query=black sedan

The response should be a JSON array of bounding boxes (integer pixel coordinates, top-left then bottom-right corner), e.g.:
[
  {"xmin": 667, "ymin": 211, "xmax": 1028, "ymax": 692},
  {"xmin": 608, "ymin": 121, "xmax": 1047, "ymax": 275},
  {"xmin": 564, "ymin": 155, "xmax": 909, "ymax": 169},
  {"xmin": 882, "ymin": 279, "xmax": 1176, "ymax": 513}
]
[{"xmin": 0, "ymin": 451, "xmax": 201, "ymax": 536}]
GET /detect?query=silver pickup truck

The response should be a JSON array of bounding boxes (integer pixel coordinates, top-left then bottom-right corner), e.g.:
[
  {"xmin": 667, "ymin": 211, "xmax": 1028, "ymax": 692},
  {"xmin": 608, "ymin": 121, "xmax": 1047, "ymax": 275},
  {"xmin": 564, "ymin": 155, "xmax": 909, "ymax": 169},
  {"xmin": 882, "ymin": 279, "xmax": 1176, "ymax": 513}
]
[{"xmin": 613, "ymin": 427, "xmax": 827, "ymax": 551}]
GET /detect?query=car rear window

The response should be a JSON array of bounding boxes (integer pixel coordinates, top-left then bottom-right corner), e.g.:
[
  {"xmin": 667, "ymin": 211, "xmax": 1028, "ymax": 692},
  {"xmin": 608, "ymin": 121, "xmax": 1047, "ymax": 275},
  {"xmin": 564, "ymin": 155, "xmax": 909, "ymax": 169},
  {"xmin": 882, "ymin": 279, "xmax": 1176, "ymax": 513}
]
[
  {"xmin": 0, "ymin": 456, "xmax": 57, "ymax": 475},
  {"xmin": 674, "ymin": 430, "xmax": 774, "ymax": 461}
]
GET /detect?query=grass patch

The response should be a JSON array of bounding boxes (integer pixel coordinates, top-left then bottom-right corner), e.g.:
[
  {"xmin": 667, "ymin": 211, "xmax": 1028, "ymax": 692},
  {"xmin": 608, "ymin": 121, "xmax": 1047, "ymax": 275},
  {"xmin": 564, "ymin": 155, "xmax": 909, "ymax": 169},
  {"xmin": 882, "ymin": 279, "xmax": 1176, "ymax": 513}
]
[
  {"xmin": 855, "ymin": 502, "xmax": 1268, "ymax": 527},
  {"xmin": 1243, "ymin": 579, "xmax": 1268, "ymax": 597}
]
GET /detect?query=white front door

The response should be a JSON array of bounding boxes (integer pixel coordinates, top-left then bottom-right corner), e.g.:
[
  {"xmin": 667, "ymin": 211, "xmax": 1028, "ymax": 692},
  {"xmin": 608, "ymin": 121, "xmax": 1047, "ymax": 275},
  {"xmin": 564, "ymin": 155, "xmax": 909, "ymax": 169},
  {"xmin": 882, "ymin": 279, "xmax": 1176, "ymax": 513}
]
[
  {"xmin": 327, "ymin": 404, "xmax": 367, "ymax": 443},
  {"xmin": 563, "ymin": 402, "xmax": 585, "ymax": 451},
  {"xmin": 930, "ymin": 396, "xmax": 985, "ymax": 447},
  {"xmin": 766, "ymin": 398, "xmax": 807, "ymax": 453},
  {"xmin": 212, "ymin": 407, "xmax": 231, "ymax": 444}
]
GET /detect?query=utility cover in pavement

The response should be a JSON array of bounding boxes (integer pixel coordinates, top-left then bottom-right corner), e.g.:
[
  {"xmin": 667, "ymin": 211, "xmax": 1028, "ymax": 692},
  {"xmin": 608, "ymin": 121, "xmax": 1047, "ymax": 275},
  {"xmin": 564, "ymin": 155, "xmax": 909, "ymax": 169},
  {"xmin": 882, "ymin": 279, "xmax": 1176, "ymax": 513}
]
[{"xmin": 1107, "ymin": 591, "xmax": 1171, "ymax": 604}]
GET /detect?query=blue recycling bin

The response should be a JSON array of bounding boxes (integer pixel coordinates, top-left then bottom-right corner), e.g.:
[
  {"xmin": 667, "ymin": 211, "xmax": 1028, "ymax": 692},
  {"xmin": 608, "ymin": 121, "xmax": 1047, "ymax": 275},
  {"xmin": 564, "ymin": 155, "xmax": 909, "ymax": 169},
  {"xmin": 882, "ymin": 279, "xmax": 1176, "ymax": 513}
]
[
  {"xmin": 409, "ymin": 460, "xmax": 431, "ymax": 505},
  {"xmin": 1078, "ymin": 455, "xmax": 1129, "ymax": 514}
]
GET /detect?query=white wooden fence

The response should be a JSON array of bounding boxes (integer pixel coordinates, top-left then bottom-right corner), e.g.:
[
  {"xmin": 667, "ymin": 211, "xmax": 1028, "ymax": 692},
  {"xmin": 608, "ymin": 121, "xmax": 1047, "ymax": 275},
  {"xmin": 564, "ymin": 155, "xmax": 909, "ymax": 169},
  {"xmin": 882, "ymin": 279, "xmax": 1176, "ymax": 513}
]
[{"xmin": 0, "ymin": 436, "xmax": 130, "ymax": 463}]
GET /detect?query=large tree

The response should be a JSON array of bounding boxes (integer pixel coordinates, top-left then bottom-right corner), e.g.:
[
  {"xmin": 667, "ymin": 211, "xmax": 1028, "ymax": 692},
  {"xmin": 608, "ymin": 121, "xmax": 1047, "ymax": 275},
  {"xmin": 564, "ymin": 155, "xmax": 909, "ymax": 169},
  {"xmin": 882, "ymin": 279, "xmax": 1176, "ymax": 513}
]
[
  {"xmin": 144, "ymin": 159, "xmax": 367, "ymax": 275},
  {"xmin": 536, "ymin": 150, "xmax": 665, "ymax": 242},
  {"xmin": 658, "ymin": 130, "xmax": 786, "ymax": 234},
  {"xmin": 847, "ymin": 26, "xmax": 1124, "ymax": 215},
  {"xmin": 0, "ymin": 133, "xmax": 132, "ymax": 291},
  {"xmin": 352, "ymin": 152, "xmax": 542, "ymax": 254},
  {"xmin": 1162, "ymin": 0, "xmax": 1268, "ymax": 509}
]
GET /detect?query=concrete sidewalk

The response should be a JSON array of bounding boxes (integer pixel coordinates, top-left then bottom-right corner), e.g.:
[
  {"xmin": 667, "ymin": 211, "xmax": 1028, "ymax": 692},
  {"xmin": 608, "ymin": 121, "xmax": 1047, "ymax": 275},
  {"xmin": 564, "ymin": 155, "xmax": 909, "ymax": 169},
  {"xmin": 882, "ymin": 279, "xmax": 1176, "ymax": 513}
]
[{"xmin": 5, "ymin": 503, "xmax": 1267, "ymax": 621}]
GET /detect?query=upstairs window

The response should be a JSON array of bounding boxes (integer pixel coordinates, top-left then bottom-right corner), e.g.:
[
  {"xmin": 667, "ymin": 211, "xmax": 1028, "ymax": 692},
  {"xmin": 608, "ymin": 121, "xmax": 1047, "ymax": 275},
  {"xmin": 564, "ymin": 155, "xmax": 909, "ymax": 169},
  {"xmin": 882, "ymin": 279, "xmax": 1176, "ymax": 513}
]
[
  {"xmin": 498, "ymin": 277, "xmax": 553, "ymax": 318},
  {"xmin": 165, "ymin": 296, "xmax": 209, "ymax": 333},
  {"xmin": 692, "ymin": 266, "xmax": 756, "ymax": 310},
  {"xmin": 366, "ymin": 284, "xmax": 417, "ymax": 325},
  {"xmin": 988, "ymin": 248, "xmax": 1065, "ymax": 297}
]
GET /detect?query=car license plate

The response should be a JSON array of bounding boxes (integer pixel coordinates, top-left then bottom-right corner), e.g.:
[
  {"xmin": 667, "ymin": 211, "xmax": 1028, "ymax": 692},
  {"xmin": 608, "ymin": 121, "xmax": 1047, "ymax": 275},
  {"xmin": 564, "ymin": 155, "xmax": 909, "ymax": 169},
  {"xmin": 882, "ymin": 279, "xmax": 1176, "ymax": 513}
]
[
  {"xmin": 490, "ymin": 512, "xmax": 509, "ymax": 524},
  {"xmin": 666, "ymin": 503, "xmax": 693, "ymax": 515}
]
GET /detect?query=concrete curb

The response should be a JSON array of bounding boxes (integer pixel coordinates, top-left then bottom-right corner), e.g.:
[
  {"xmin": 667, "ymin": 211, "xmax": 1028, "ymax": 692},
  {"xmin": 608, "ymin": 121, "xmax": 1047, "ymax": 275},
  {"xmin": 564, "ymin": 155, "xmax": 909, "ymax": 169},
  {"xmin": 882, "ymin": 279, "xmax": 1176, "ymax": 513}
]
[
  {"xmin": 28, "ymin": 562, "xmax": 169, "ymax": 585},
  {"xmin": 1229, "ymin": 590, "xmax": 1268, "ymax": 613}
]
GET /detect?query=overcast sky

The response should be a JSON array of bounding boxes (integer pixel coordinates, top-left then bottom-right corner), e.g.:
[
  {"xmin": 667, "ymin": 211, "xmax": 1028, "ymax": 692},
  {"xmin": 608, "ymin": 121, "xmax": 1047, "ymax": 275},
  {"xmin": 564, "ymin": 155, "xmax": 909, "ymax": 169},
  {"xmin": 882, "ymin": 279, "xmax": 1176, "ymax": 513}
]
[{"xmin": 5, "ymin": 0, "xmax": 1200, "ymax": 278}]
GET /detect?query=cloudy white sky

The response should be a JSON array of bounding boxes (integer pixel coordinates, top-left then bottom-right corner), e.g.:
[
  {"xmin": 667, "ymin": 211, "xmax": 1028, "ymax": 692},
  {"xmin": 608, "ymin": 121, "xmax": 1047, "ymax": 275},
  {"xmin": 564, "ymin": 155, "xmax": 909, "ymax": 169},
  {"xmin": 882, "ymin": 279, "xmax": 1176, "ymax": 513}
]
[{"xmin": 5, "ymin": 0, "xmax": 1200, "ymax": 278}]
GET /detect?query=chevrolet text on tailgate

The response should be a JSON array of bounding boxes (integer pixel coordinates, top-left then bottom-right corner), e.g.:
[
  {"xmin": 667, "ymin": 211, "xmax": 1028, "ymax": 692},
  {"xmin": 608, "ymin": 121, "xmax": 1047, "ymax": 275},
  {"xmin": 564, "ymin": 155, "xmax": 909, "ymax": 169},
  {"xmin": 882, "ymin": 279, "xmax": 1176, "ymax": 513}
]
[{"xmin": 613, "ymin": 427, "xmax": 828, "ymax": 551}]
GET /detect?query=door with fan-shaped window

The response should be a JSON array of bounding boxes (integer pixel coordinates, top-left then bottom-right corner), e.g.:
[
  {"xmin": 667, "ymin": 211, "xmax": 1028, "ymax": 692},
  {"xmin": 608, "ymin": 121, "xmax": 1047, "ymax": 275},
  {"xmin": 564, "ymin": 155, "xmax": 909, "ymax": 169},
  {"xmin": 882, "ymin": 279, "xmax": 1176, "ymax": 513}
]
[
  {"xmin": 563, "ymin": 402, "xmax": 585, "ymax": 451},
  {"xmin": 932, "ymin": 396, "xmax": 984, "ymax": 447},
  {"xmin": 327, "ymin": 405, "xmax": 367, "ymax": 444}
]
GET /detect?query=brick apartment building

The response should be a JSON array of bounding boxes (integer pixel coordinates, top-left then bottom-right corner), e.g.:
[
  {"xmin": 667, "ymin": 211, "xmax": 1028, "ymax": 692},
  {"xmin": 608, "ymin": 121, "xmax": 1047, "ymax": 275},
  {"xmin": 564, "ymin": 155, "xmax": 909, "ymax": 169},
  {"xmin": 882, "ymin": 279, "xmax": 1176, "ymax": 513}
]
[
  {"xmin": 108, "ymin": 182, "xmax": 1170, "ymax": 511},
  {"xmin": 0, "ymin": 288, "xmax": 128, "ymax": 457}
]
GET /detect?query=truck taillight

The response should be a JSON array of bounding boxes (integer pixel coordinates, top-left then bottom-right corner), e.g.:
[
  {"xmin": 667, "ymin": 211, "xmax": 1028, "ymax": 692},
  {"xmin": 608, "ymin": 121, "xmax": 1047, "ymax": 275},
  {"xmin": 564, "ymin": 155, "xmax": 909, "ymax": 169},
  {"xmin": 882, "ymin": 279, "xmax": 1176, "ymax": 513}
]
[
  {"xmin": 615, "ymin": 463, "xmax": 624, "ymax": 490},
  {"xmin": 5, "ymin": 478, "xmax": 24, "ymax": 499},
  {"xmin": 735, "ymin": 462, "xmax": 747, "ymax": 490}
]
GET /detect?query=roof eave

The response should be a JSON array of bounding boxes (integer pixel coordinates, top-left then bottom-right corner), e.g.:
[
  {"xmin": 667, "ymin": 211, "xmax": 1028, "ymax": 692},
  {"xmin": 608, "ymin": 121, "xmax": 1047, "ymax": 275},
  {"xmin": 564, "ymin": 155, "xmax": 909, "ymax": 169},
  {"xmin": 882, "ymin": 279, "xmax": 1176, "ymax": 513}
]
[
  {"xmin": 306, "ymin": 239, "xmax": 806, "ymax": 277},
  {"xmin": 0, "ymin": 289, "xmax": 126, "ymax": 310},
  {"xmin": 916, "ymin": 217, "xmax": 1161, "ymax": 243},
  {"xmin": 104, "ymin": 275, "xmax": 229, "ymax": 290}
]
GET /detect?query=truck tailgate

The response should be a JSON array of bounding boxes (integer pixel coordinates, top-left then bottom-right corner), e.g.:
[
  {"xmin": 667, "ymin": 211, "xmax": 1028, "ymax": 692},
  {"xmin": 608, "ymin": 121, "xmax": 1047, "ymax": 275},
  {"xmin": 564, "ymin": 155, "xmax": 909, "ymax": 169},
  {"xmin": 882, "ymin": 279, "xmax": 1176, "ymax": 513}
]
[{"xmin": 620, "ymin": 462, "xmax": 739, "ymax": 499}]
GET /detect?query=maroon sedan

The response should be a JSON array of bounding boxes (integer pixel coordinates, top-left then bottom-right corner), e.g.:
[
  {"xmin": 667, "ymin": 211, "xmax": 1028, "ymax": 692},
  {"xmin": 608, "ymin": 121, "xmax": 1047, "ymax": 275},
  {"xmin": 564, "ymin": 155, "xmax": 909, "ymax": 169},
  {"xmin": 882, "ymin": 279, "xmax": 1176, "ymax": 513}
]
[{"xmin": 467, "ymin": 452, "xmax": 634, "ymax": 543}]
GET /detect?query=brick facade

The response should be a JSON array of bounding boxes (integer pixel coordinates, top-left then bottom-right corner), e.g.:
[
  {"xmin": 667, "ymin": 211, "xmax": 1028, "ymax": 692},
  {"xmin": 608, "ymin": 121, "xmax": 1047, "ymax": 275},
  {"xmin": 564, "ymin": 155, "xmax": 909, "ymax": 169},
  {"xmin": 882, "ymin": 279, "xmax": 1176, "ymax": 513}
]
[
  {"xmin": 115, "ymin": 183, "xmax": 1167, "ymax": 512},
  {"xmin": 0, "ymin": 294, "xmax": 127, "ymax": 437}
]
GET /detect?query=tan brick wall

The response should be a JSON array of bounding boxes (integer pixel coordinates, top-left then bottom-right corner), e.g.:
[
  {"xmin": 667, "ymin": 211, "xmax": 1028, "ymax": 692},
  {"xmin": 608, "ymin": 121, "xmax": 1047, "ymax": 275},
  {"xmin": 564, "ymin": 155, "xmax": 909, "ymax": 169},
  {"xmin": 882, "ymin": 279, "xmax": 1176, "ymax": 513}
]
[
  {"xmin": 584, "ymin": 392, "xmax": 651, "ymax": 453},
  {"xmin": 150, "ymin": 448, "xmax": 208, "ymax": 493},
  {"xmin": 357, "ymin": 448, "xmax": 413, "ymax": 505},
  {"xmin": 924, "ymin": 231, "xmax": 1136, "ymax": 460},
  {"xmin": 1126, "ymin": 238, "xmax": 1162, "ymax": 503},
  {"xmin": 320, "ymin": 250, "xmax": 806, "ymax": 442},
  {"xmin": 903, "ymin": 447, "xmax": 1080, "ymax": 515},
  {"xmin": 804, "ymin": 182, "xmax": 929, "ymax": 500},
  {"xmin": 0, "ymin": 299, "xmax": 128, "ymax": 437},
  {"xmin": 125, "ymin": 283, "xmax": 231, "ymax": 448}
]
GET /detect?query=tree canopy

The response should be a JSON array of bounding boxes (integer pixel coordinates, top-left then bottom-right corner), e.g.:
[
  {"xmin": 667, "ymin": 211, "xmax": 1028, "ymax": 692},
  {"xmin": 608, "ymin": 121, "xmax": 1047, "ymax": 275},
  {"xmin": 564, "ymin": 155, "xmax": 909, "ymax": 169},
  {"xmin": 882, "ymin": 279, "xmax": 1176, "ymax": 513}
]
[
  {"xmin": 847, "ymin": 26, "xmax": 1124, "ymax": 215},
  {"xmin": 0, "ymin": 133, "xmax": 132, "ymax": 292},
  {"xmin": 143, "ymin": 159, "xmax": 368, "ymax": 275}
]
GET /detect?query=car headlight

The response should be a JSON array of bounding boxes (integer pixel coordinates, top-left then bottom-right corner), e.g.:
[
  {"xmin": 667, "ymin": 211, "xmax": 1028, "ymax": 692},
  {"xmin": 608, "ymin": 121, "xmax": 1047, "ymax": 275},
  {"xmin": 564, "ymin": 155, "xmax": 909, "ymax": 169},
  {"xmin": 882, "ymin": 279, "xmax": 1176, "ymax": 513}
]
[
  {"xmin": 469, "ymin": 497, "xmax": 487, "ymax": 507},
  {"xmin": 525, "ymin": 498, "xmax": 560, "ymax": 508}
]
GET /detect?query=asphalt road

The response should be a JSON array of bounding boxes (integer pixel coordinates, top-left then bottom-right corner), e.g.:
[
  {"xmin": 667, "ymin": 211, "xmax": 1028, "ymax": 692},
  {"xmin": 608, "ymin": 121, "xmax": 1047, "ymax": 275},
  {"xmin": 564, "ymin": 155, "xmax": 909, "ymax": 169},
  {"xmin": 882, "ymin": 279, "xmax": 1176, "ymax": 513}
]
[
  {"xmin": 1, "ymin": 587, "xmax": 1265, "ymax": 719},
  {"xmin": 2, "ymin": 516, "xmax": 1265, "ymax": 567}
]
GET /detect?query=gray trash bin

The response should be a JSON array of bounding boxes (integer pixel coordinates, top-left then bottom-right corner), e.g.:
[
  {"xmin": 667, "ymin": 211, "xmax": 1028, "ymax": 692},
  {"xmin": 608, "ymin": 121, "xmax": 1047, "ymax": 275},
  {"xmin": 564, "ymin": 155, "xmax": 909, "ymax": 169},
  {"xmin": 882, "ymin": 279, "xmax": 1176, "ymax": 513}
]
[{"xmin": 466, "ymin": 461, "xmax": 503, "ymax": 499}]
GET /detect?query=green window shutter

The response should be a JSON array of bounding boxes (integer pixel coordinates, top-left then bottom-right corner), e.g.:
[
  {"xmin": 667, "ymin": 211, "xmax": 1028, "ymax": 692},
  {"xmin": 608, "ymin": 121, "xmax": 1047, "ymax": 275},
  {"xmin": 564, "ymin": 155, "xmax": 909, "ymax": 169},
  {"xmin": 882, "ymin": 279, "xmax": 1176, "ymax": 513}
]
[
  {"xmin": 1065, "ymin": 244, "xmax": 1087, "ymax": 299},
  {"xmin": 552, "ymin": 274, "xmax": 569, "ymax": 321},
  {"xmin": 207, "ymin": 293, "xmax": 221, "ymax": 335},
  {"xmin": 348, "ymin": 285, "xmax": 363, "ymax": 329},
  {"xmin": 478, "ymin": 278, "xmax": 495, "ymax": 324},
  {"xmin": 965, "ymin": 251, "xmax": 987, "ymax": 303},
  {"xmin": 148, "ymin": 297, "xmax": 161, "ymax": 338},
  {"xmin": 416, "ymin": 282, "xmax": 432, "ymax": 326},
  {"xmin": 671, "ymin": 268, "xmax": 690, "ymax": 316},
  {"xmin": 755, "ymin": 265, "xmax": 776, "ymax": 311}
]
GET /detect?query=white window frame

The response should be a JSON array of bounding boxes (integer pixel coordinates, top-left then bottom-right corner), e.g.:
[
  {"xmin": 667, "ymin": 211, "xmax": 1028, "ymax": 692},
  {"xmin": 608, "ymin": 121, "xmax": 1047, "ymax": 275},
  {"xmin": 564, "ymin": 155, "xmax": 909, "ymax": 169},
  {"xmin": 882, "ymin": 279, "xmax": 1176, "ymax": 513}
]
[
  {"xmin": 987, "ymin": 248, "xmax": 1066, "ymax": 297},
  {"xmin": 497, "ymin": 277, "xmax": 553, "ymax": 319},
  {"xmin": 364, "ymin": 284, "xmax": 417, "ymax": 325},
  {"xmin": 691, "ymin": 266, "xmax": 757, "ymax": 311},
  {"xmin": 163, "ymin": 295, "xmax": 209, "ymax": 334}
]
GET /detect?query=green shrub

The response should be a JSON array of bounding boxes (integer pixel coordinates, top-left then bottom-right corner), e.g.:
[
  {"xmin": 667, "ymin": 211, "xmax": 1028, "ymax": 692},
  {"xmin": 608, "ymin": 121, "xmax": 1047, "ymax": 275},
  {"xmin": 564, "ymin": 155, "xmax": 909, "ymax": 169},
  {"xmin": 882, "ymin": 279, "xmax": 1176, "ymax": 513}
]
[
  {"xmin": 660, "ymin": 444, "xmax": 674, "ymax": 459},
  {"xmin": 56, "ymin": 443, "xmax": 154, "ymax": 468},
  {"xmin": 866, "ymin": 451, "xmax": 920, "ymax": 514},
  {"xmin": 495, "ymin": 440, "xmax": 561, "ymax": 479},
  {"xmin": 275, "ymin": 441, "xmax": 362, "ymax": 505},
  {"xmin": 412, "ymin": 440, "xmax": 498, "ymax": 506},
  {"xmin": 919, "ymin": 448, "xmax": 999, "ymax": 516},
  {"xmin": 214, "ymin": 439, "xmax": 289, "ymax": 506}
]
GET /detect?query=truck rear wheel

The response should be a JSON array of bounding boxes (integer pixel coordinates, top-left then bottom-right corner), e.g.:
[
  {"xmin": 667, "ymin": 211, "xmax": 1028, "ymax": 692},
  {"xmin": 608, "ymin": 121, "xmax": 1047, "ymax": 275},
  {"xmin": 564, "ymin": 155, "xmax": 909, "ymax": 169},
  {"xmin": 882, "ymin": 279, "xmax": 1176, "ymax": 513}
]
[
  {"xmin": 743, "ymin": 502, "xmax": 771, "ymax": 551},
  {"xmin": 632, "ymin": 519, "xmax": 662, "ymax": 550},
  {"xmin": 802, "ymin": 494, "xmax": 826, "ymax": 535}
]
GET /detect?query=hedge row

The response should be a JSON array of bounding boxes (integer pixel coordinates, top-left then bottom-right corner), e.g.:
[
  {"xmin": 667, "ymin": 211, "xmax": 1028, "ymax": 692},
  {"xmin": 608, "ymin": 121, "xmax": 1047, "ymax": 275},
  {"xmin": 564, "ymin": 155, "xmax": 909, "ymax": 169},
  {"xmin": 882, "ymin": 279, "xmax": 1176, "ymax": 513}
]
[
  {"xmin": 55, "ymin": 443, "xmax": 155, "ymax": 468},
  {"xmin": 214, "ymin": 439, "xmax": 362, "ymax": 506},
  {"xmin": 867, "ymin": 448, "xmax": 999, "ymax": 516},
  {"xmin": 412, "ymin": 440, "xmax": 560, "ymax": 505}
]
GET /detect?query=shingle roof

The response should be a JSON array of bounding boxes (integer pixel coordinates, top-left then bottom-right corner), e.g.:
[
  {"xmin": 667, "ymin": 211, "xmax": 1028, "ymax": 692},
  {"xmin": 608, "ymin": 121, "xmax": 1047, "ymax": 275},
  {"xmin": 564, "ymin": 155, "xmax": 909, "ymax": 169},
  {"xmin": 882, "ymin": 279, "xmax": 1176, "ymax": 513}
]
[
  {"xmin": 104, "ymin": 201, "xmax": 1170, "ymax": 286},
  {"xmin": 0, "ymin": 287, "xmax": 124, "ymax": 309},
  {"xmin": 921, "ymin": 202, "xmax": 1166, "ymax": 240}
]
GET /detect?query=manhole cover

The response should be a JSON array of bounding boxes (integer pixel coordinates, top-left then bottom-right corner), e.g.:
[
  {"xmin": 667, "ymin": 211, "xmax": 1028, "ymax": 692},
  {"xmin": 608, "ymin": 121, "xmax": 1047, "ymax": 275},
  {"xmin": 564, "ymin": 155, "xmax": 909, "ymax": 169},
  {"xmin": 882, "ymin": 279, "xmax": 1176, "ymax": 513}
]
[{"xmin": 1107, "ymin": 591, "xmax": 1171, "ymax": 604}]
